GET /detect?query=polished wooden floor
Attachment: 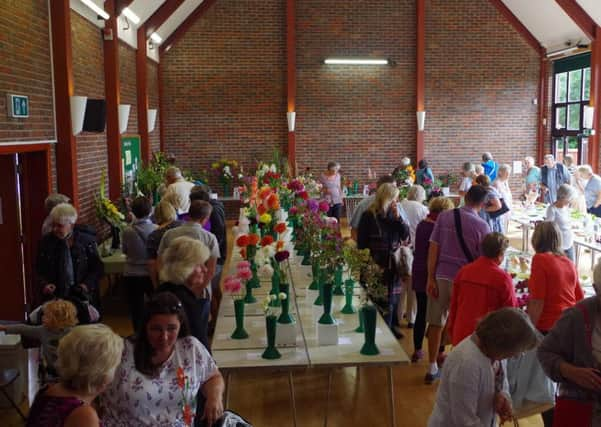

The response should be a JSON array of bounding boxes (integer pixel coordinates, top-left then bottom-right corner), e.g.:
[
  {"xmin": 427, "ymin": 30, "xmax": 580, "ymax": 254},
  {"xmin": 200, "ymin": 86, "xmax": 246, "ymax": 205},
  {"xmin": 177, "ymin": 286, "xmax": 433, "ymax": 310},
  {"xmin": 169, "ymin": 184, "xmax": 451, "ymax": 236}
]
[{"xmin": 0, "ymin": 220, "xmax": 545, "ymax": 426}]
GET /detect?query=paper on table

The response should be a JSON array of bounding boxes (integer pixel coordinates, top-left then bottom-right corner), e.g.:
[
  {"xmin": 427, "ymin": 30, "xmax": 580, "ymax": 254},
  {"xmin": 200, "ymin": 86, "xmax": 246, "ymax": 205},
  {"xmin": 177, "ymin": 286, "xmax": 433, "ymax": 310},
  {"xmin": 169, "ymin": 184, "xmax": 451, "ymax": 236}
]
[
  {"xmin": 338, "ymin": 337, "xmax": 352, "ymax": 345},
  {"xmin": 380, "ymin": 349, "xmax": 395, "ymax": 356},
  {"xmin": 246, "ymin": 352, "xmax": 262, "ymax": 360}
]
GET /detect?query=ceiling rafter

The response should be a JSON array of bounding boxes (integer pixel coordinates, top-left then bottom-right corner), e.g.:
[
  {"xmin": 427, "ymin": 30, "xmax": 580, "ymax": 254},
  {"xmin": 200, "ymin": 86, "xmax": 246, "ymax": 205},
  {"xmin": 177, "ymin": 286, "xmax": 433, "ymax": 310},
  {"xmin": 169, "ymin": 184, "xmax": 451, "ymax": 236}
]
[
  {"xmin": 555, "ymin": 0, "xmax": 596, "ymax": 41},
  {"xmin": 145, "ymin": 0, "xmax": 186, "ymax": 38},
  {"xmin": 116, "ymin": 0, "xmax": 134, "ymax": 18},
  {"xmin": 488, "ymin": 0, "xmax": 544, "ymax": 55},
  {"xmin": 160, "ymin": 0, "xmax": 219, "ymax": 54}
]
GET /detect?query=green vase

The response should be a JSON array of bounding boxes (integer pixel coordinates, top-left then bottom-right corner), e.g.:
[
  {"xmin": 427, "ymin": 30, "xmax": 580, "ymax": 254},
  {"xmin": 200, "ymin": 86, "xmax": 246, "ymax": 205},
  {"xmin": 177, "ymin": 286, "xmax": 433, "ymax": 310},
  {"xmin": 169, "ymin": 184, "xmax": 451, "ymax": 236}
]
[
  {"xmin": 340, "ymin": 279, "xmax": 356, "ymax": 314},
  {"xmin": 262, "ymin": 315, "xmax": 281, "ymax": 360},
  {"xmin": 248, "ymin": 260, "xmax": 260, "ymax": 289},
  {"xmin": 355, "ymin": 308, "xmax": 365, "ymax": 333},
  {"xmin": 278, "ymin": 283, "xmax": 294, "ymax": 324},
  {"xmin": 309, "ymin": 262, "xmax": 320, "ymax": 291},
  {"xmin": 269, "ymin": 267, "xmax": 281, "ymax": 307},
  {"xmin": 301, "ymin": 249, "xmax": 311, "ymax": 265},
  {"xmin": 223, "ymin": 183, "xmax": 231, "ymax": 197},
  {"xmin": 313, "ymin": 278, "xmax": 324, "ymax": 306},
  {"xmin": 318, "ymin": 283, "xmax": 335, "ymax": 325},
  {"xmin": 243, "ymin": 277, "xmax": 256, "ymax": 304},
  {"xmin": 231, "ymin": 299, "xmax": 249, "ymax": 339},
  {"xmin": 360, "ymin": 305, "xmax": 380, "ymax": 355},
  {"xmin": 333, "ymin": 266, "xmax": 344, "ymax": 295}
]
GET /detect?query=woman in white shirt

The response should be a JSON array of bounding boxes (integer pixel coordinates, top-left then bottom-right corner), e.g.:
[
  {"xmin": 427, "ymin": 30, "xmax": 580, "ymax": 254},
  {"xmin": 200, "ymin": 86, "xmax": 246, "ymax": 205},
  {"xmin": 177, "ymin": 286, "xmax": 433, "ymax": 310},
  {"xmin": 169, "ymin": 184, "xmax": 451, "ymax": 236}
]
[
  {"xmin": 458, "ymin": 162, "xmax": 475, "ymax": 200},
  {"xmin": 546, "ymin": 184, "xmax": 576, "ymax": 261},
  {"xmin": 429, "ymin": 308, "xmax": 540, "ymax": 427},
  {"xmin": 493, "ymin": 164, "xmax": 513, "ymax": 233}
]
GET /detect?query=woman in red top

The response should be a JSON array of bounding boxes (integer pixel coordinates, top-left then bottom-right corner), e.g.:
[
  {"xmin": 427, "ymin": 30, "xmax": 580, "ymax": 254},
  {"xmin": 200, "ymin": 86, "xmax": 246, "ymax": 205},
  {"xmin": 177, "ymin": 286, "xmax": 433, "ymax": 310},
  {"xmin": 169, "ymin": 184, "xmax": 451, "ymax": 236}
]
[{"xmin": 527, "ymin": 221, "xmax": 584, "ymax": 333}]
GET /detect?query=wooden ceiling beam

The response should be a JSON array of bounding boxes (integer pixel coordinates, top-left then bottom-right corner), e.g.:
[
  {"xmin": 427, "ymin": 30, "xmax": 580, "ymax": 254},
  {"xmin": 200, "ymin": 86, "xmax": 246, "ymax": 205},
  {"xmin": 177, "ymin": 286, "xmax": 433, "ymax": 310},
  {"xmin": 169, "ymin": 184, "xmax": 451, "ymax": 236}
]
[
  {"xmin": 160, "ymin": 0, "xmax": 219, "ymax": 54},
  {"xmin": 145, "ymin": 0, "xmax": 185, "ymax": 38},
  {"xmin": 555, "ymin": 0, "xmax": 596, "ymax": 41},
  {"xmin": 116, "ymin": 0, "xmax": 135, "ymax": 17},
  {"xmin": 488, "ymin": 0, "xmax": 544, "ymax": 56}
]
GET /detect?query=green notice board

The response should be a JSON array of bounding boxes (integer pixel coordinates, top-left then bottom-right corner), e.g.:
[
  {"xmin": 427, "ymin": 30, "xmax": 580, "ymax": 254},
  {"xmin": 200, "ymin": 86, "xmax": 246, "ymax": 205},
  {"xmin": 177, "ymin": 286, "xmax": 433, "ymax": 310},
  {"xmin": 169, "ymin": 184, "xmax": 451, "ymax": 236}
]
[{"xmin": 121, "ymin": 135, "xmax": 141, "ymax": 194}]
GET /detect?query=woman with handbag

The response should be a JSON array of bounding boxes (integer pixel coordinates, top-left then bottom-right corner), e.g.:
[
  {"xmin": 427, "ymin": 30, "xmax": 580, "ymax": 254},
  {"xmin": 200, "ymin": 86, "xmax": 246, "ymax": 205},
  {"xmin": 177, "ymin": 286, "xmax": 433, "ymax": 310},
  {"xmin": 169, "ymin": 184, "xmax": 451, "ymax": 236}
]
[
  {"xmin": 357, "ymin": 183, "xmax": 410, "ymax": 337},
  {"xmin": 537, "ymin": 259, "xmax": 601, "ymax": 427},
  {"xmin": 475, "ymin": 174, "xmax": 505, "ymax": 233}
]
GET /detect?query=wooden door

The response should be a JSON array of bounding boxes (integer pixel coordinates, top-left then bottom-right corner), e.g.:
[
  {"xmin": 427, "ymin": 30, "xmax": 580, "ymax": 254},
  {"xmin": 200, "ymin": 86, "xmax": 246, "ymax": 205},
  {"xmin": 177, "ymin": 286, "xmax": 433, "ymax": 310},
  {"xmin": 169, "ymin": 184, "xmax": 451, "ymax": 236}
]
[{"xmin": 0, "ymin": 154, "xmax": 26, "ymax": 320}]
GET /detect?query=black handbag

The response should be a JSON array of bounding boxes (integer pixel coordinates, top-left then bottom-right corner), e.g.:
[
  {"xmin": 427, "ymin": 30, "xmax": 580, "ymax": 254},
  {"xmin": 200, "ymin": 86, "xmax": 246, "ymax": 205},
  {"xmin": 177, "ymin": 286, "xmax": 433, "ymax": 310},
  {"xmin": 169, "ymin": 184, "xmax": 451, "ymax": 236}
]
[{"xmin": 488, "ymin": 198, "xmax": 510, "ymax": 219}]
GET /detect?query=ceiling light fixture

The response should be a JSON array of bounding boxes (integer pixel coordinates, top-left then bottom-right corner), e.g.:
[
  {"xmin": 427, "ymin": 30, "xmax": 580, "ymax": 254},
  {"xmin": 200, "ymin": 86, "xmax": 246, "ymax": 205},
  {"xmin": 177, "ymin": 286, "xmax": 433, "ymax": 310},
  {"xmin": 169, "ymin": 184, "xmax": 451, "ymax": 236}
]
[
  {"xmin": 324, "ymin": 58, "xmax": 389, "ymax": 65},
  {"xmin": 80, "ymin": 0, "xmax": 109, "ymax": 20},
  {"xmin": 122, "ymin": 7, "xmax": 140, "ymax": 25},
  {"xmin": 150, "ymin": 33, "xmax": 163, "ymax": 44}
]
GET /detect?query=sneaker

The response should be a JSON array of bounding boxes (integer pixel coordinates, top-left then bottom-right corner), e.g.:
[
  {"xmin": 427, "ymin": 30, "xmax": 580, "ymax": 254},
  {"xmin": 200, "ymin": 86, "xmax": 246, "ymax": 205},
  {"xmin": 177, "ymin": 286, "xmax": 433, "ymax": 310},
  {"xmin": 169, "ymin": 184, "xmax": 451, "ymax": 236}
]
[
  {"xmin": 437, "ymin": 352, "xmax": 447, "ymax": 367},
  {"xmin": 411, "ymin": 350, "xmax": 424, "ymax": 363},
  {"xmin": 424, "ymin": 370, "xmax": 441, "ymax": 384}
]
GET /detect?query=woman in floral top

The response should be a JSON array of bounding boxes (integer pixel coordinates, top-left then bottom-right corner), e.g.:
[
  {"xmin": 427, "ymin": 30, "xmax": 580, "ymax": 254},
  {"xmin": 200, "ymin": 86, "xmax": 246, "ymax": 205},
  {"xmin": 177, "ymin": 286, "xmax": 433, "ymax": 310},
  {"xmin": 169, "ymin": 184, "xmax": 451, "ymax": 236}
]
[{"xmin": 100, "ymin": 292, "xmax": 224, "ymax": 426}]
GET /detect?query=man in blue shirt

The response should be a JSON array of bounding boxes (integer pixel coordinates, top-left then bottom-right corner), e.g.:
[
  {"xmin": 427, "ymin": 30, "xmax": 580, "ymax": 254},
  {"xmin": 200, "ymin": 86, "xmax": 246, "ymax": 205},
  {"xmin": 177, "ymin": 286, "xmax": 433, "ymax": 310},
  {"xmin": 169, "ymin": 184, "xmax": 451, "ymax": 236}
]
[{"xmin": 481, "ymin": 152, "xmax": 498, "ymax": 182}]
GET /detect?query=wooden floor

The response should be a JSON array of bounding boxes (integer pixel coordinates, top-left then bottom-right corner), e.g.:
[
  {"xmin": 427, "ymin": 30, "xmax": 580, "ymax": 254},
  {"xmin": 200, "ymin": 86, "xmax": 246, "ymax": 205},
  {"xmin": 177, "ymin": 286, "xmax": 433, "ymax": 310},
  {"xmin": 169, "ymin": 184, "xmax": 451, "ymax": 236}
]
[{"xmin": 0, "ymin": 219, "xmax": 546, "ymax": 427}]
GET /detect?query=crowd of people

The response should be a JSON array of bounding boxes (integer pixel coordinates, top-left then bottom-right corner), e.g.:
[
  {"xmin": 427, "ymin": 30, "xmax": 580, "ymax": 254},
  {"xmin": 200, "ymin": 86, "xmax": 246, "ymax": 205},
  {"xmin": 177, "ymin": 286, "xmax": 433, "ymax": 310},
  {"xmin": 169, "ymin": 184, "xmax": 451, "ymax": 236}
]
[{"xmin": 12, "ymin": 151, "xmax": 601, "ymax": 426}]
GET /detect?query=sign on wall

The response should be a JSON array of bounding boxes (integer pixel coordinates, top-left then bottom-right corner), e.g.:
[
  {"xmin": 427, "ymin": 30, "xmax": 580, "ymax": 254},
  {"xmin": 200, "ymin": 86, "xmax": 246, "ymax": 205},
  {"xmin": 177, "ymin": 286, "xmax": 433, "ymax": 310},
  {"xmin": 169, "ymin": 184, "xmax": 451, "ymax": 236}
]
[
  {"xmin": 121, "ymin": 135, "xmax": 141, "ymax": 194},
  {"xmin": 6, "ymin": 94, "xmax": 29, "ymax": 118}
]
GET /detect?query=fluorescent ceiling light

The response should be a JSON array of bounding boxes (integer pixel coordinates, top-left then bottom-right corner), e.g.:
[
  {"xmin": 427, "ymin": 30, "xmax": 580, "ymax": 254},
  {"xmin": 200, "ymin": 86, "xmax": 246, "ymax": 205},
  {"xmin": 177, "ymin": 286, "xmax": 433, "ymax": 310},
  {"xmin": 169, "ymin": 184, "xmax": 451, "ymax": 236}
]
[
  {"xmin": 122, "ymin": 7, "xmax": 140, "ymax": 25},
  {"xmin": 80, "ymin": 0, "xmax": 109, "ymax": 20},
  {"xmin": 324, "ymin": 58, "xmax": 389, "ymax": 65},
  {"xmin": 150, "ymin": 33, "xmax": 163, "ymax": 44}
]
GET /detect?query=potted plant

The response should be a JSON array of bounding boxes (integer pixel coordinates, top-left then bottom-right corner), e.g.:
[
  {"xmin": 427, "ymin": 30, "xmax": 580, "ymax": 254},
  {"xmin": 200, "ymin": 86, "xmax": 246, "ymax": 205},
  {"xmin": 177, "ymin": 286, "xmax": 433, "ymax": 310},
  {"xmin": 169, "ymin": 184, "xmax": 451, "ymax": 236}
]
[{"xmin": 437, "ymin": 172, "xmax": 458, "ymax": 196}]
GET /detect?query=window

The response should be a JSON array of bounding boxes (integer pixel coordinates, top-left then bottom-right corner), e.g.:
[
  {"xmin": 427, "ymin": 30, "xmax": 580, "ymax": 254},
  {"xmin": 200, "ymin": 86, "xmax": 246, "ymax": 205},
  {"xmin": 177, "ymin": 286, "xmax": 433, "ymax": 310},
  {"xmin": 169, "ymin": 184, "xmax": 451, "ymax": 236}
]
[{"xmin": 552, "ymin": 53, "xmax": 591, "ymax": 163}]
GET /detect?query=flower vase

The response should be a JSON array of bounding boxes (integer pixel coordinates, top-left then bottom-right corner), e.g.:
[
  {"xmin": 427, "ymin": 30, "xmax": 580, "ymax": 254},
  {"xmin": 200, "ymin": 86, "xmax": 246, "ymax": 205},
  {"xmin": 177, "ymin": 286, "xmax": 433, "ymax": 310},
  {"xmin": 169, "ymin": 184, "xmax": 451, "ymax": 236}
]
[
  {"xmin": 309, "ymin": 262, "xmax": 320, "ymax": 291},
  {"xmin": 333, "ymin": 266, "xmax": 344, "ymax": 295},
  {"xmin": 231, "ymin": 299, "xmax": 249, "ymax": 339},
  {"xmin": 262, "ymin": 315, "xmax": 281, "ymax": 359},
  {"xmin": 223, "ymin": 182, "xmax": 231, "ymax": 198},
  {"xmin": 243, "ymin": 277, "xmax": 257, "ymax": 304},
  {"xmin": 110, "ymin": 225, "xmax": 121, "ymax": 249},
  {"xmin": 354, "ymin": 308, "xmax": 365, "ymax": 333},
  {"xmin": 277, "ymin": 283, "xmax": 294, "ymax": 324},
  {"xmin": 318, "ymin": 283, "xmax": 335, "ymax": 325},
  {"xmin": 269, "ymin": 268, "xmax": 281, "ymax": 307},
  {"xmin": 301, "ymin": 249, "xmax": 311, "ymax": 265},
  {"xmin": 340, "ymin": 279, "xmax": 356, "ymax": 314},
  {"xmin": 359, "ymin": 305, "xmax": 380, "ymax": 355},
  {"xmin": 248, "ymin": 260, "xmax": 260, "ymax": 290},
  {"xmin": 313, "ymin": 279, "xmax": 324, "ymax": 306}
]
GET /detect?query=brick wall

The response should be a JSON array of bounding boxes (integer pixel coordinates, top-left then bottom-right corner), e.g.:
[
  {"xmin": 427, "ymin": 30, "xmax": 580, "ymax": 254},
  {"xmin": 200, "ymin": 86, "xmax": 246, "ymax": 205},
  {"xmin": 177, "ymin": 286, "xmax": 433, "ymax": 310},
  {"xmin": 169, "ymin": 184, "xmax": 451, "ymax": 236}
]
[
  {"xmin": 161, "ymin": 0, "xmax": 287, "ymax": 192},
  {"xmin": 424, "ymin": 0, "xmax": 540, "ymax": 192},
  {"xmin": 119, "ymin": 43, "xmax": 138, "ymax": 134},
  {"xmin": 148, "ymin": 59, "xmax": 161, "ymax": 154},
  {"xmin": 71, "ymin": 11, "xmax": 108, "ymax": 233},
  {"xmin": 296, "ymin": 0, "xmax": 416, "ymax": 182},
  {"xmin": 0, "ymin": 0, "xmax": 54, "ymax": 143}
]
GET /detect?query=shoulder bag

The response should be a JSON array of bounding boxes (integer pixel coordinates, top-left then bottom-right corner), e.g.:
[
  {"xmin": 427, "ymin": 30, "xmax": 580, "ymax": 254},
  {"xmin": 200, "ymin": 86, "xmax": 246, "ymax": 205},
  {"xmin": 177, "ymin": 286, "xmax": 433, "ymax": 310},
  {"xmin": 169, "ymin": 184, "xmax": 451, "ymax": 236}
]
[
  {"xmin": 488, "ymin": 198, "xmax": 510, "ymax": 219},
  {"xmin": 453, "ymin": 208, "xmax": 474, "ymax": 263}
]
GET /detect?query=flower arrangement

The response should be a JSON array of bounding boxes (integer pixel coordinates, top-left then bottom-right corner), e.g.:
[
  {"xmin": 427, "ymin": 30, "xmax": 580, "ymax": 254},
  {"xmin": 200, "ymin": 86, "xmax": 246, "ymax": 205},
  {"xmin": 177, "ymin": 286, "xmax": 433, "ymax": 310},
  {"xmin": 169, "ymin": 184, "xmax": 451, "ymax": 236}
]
[
  {"xmin": 262, "ymin": 293, "xmax": 287, "ymax": 317},
  {"xmin": 95, "ymin": 170, "xmax": 126, "ymax": 228},
  {"xmin": 211, "ymin": 159, "xmax": 240, "ymax": 188},
  {"xmin": 437, "ymin": 172, "xmax": 458, "ymax": 188},
  {"xmin": 224, "ymin": 261, "xmax": 253, "ymax": 338},
  {"xmin": 392, "ymin": 164, "xmax": 416, "ymax": 187},
  {"xmin": 176, "ymin": 367, "xmax": 196, "ymax": 426}
]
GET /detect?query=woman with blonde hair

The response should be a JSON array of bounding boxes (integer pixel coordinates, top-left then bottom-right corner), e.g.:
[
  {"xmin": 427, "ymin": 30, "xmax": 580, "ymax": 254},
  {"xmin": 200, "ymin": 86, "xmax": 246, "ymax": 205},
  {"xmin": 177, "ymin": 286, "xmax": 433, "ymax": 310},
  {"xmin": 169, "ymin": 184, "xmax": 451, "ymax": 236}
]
[
  {"xmin": 26, "ymin": 324, "xmax": 123, "ymax": 427},
  {"xmin": 410, "ymin": 197, "xmax": 455, "ymax": 362},
  {"xmin": 146, "ymin": 200, "xmax": 182, "ymax": 286},
  {"xmin": 157, "ymin": 236, "xmax": 212, "ymax": 349},
  {"xmin": 357, "ymin": 183, "xmax": 410, "ymax": 334}
]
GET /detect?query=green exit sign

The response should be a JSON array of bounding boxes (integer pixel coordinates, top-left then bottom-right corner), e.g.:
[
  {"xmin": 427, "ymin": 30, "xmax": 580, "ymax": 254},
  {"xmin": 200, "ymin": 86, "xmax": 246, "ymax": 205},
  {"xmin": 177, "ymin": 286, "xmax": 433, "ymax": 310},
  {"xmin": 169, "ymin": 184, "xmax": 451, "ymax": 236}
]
[{"xmin": 7, "ymin": 94, "xmax": 29, "ymax": 118}]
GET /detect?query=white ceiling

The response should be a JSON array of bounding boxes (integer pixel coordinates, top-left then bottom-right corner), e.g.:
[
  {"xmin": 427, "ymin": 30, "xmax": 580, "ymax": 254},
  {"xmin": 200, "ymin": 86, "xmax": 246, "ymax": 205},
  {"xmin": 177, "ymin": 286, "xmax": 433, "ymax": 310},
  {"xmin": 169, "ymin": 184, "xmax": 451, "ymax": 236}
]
[{"xmin": 73, "ymin": 0, "xmax": 601, "ymax": 55}]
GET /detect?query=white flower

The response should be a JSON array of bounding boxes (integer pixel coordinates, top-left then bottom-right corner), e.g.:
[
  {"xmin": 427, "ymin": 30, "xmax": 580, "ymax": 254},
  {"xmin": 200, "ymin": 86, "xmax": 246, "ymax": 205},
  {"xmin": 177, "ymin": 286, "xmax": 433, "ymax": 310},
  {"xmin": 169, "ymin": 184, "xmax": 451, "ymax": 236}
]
[
  {"xmin": 231, "ymin": 226, "xmax": 240, "ymax": 236},
  {"xmin": 269, "ymin": 294, "xmax": 277, "ymax": 301},
  {"xmin": 269, "ymin": 164, "xmax": 277, "ymax": 173},
  {"xmin": 258, "ymin": 263, "xmax": 274, "ymax": 278},
  {"xmin": 278, "ymin": 292, "xmax": 287, "ymax": 300},
  {"xmin": 275, "ymin": 209, "xmax": 288, "ymax": 222}
]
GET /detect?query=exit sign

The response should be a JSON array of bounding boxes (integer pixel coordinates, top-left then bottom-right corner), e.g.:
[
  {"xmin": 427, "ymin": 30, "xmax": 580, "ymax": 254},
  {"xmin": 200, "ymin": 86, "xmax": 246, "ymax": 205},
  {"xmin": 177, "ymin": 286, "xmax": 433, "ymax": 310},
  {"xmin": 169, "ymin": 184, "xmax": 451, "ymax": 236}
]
[{"xmin": 7, "ymin": 94, "xmax": 29, "ymax": 118}]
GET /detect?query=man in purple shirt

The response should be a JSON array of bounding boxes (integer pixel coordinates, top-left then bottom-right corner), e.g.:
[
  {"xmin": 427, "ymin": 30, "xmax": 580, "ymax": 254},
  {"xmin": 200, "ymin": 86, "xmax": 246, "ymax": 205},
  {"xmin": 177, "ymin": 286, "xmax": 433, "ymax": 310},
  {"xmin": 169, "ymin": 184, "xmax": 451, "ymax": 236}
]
[{"xmin": 424, "ymin": 185, "xmax": 491, "ymax": 383}]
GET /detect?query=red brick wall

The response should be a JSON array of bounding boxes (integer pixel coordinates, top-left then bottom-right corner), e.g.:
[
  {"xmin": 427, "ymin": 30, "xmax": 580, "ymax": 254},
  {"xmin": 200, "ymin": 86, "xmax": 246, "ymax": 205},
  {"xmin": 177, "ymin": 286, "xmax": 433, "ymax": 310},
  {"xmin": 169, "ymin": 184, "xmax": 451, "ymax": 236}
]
[
  {"xmin": 148, "ymin": 59, "xmax": 161, "ymax": 154},
  {"xmin": 161, "ymin": 0, "xmax": 287, "ymax": 191},
  {"xmin": 296, "ymin": 0, "xmax": 416, "ymax": 182},
  {"xmin": 71, "ymin": 11, "xmax": 108, "ymax": 233},
  {"xmin": 119, "ymin": 43, "xmax": 138, "ymax": 134},
  {"xmin": 424, "ymin": 0, "xmax": 540, "ymax": 192},
  {"xmin": 0, "ymin": 0, "xmax": 55, "ymax": 143}
]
